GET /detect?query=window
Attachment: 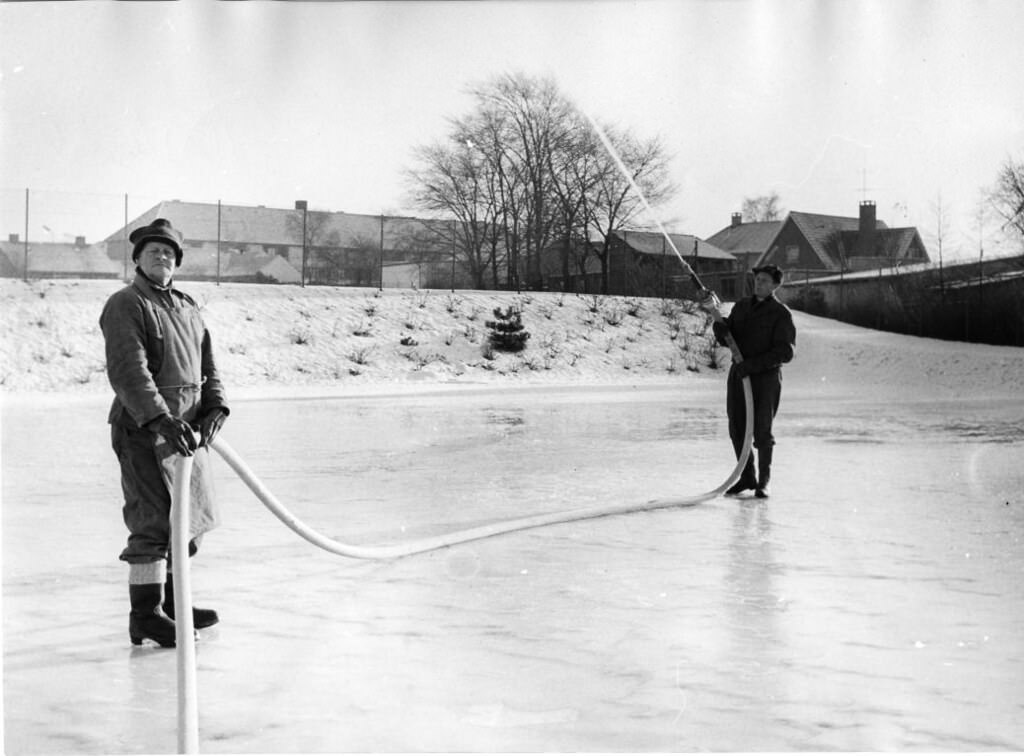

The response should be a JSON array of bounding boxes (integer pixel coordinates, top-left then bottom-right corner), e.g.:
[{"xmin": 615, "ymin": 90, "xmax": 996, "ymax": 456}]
[{"xmin": 786, "ymin": 245, "xmax": 800, "ymax": 264}]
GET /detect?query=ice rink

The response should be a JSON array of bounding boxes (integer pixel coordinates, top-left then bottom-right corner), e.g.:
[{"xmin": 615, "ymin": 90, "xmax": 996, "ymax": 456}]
[{"xmin": 3, "ymin": 383, "xmax": 1023, "ymax": 752}]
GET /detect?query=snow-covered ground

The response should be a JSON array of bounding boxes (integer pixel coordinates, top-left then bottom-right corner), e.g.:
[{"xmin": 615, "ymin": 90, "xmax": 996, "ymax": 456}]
[{"xmin": 2, "ymin": 280, "xmax": 1024, "ymax": 752}]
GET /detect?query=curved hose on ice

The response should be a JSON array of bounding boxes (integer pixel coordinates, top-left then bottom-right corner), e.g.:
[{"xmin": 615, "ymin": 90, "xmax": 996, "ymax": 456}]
[{"xmin": 208, "ymin": 379, "xmax": 754, "ymax": 560}]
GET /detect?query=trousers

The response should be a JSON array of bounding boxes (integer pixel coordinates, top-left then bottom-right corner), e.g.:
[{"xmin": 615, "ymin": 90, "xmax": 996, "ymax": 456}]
[
  {"xmin": 111, "ymin": 423, "xmax": 204, "ymax": 564},
  {"xmin": 726, "ymin": 366, "xmax": 782, "ymax": 458}
]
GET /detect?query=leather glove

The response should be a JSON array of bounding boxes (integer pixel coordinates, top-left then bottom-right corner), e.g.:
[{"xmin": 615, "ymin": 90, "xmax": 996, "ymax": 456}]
[
  {"xmin": 197, "ymin": 408, "xmax": 228, "ymax": 448},
  {"xmin": 148, "ymin": 415, "xmax": 198, "ymax": 457}
]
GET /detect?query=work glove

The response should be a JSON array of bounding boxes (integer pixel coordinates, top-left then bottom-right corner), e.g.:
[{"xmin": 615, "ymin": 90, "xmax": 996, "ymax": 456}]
[
  {"xmin": 196, "ymin": 408, "xmax": 228, "ymax": 449},
  {"xmin": 148, "ymin": 415, "xmax": 198, "ymax": 457}
]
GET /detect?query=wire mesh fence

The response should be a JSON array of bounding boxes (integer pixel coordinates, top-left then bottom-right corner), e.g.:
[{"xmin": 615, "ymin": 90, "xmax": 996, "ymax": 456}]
[
  {"xmin": 0, "ymin": 188, "xmax": 740, "ymax": 299},
  {"xmin": 782, "ymin": 254, "xmax": 1024, "ymax": 346},
  {"xmin": 0, "ymin": 188, "xmax": 482, "ymax": 290}
]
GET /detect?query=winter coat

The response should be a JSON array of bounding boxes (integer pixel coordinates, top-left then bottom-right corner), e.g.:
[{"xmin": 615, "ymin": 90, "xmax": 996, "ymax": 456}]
[
  {"xmin": 100, "ymin": 272, "xmax": 228, "ymax": 429},
  {"xmin": 712, "ymin": 294, "xmax": 796, "ymax": 375},
  {"xmin": 101, "ymin": 271, "xmax": 229, "ymax": 541}
]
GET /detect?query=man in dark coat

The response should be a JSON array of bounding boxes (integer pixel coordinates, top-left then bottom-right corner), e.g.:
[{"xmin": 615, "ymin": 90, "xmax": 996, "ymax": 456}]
[
  {"xmin": 100, "ymin": 218, "xmax": 229, "ymax": 647},
  {"xmin": 705, "ymin": 264, "xmax": 796, "ymax": 498}
]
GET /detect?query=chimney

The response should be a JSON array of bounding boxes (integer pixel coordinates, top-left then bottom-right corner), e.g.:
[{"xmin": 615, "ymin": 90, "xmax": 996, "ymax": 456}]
[
  {"xmin": 75, "ymin": 235, "xmax": 86, "ymax": 247},
  {"xmin": 8, "ymin": 233, "xmax": 18, "ymax": 243},
  {"xmin": 731, "ymin": 213, "xmax": 742, "ymax": 227},
  {"xmin": 857, "ymin": 200, "xmax": 876, "ymax": 255}
]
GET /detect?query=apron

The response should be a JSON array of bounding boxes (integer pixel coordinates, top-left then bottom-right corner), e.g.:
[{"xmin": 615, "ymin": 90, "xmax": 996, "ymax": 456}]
[{"xmin": 145, "ymin": 290, "xmax": 221, "ymax": 541}]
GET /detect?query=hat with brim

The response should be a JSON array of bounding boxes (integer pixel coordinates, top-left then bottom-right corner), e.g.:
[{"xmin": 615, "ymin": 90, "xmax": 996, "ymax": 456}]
[
  {"xmin": 130, "ymin": 218, "xmax": 184, "ymax": 265},
  {"xmin": 752, "ymin": 263, "xmax": 784, "ymax": 283}
]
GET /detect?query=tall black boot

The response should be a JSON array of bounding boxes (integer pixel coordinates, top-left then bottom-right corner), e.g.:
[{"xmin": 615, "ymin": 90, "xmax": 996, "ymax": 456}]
[
  {"xmin": 129, "ymin": 579, "xmax": 177, "ymax": 648},
  {"xmin": 725, "ymin": 453, "xmax": 757, "ymax": 496},
  {"xmin": 164, "ymin": 573, "xmax": 220, "ymax": 629},
  {"xmin": 755, "ymin": 446, "xmax": 773, "ymax": 499}
]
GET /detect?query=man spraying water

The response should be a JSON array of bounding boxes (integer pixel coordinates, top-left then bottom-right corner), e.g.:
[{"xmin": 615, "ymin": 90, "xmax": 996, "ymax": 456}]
[{"xmin": 702, "ymin": 264, "xmax": 796, "ymax": 498}]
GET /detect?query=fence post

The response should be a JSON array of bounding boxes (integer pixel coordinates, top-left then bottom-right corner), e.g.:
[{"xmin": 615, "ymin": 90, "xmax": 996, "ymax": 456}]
[
  {"xmin": 451, "ymin": 219, "xmax": 456, "ymax": 292},
  {"xmin": 123, "ymin": 194, "xmax": 129, "ymax": 280},
  {"xmin": 216, "ymin": 200, "xmax": 222, "ymax": 286},
  {"xmin": 23, "ymin": 188, "xmax": 29, "ymax": 282}
]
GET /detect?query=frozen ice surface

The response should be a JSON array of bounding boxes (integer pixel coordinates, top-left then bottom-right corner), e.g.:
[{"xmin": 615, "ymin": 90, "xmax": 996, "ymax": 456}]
[{"xmin": 3, "ymin": 385, "xmax": 1024, "ymax": 752}]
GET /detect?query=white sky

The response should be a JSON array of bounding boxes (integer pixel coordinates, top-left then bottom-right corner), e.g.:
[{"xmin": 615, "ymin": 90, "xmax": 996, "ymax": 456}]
[{"xmin": 1, "ymin": 0, "xmax": 1022, "ymax": 258}]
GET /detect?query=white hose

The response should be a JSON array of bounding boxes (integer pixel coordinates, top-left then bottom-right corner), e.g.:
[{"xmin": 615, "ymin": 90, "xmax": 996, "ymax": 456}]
[
  {"xmin": 169, "ymin": 454, "xmax": 199, "ymax": 754},
  {"xmin": 209, "ymin": 379, "xmax": 754, "ymax": 560}
]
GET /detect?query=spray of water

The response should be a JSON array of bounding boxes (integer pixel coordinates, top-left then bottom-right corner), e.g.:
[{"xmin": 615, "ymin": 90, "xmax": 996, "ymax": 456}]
[{"xmin": 581, "ymin": 108, "xmax": 704, "ymax": 290}]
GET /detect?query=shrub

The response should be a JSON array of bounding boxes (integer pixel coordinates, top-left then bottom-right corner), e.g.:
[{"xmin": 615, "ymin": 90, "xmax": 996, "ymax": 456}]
[
  {"xmin": 348, "ymin": 347, "xmax": 374, "ymax": 365},
  {"xmin": 602, "ymin": 305, "xmax": 625, "ymax": 326},
  {"xmin": 485, "ymin": 306, "xmax": 531, "ymax": 352},
  {"xmin": 624, "ymin": 298, "xmax": 644, "ymax": 317},
  {"xmin": 289, "ymin": 326, "xmax": 313, "ymax": 345}
]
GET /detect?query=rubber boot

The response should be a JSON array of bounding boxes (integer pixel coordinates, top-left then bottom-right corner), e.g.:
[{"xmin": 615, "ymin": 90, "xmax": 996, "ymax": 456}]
[
  {"xmin": 164, "ymin": 573, "xmax": 220, "ymax": 629},
  {"xmin": 755, "ymin": 446, "xmax": 773, "ymax": 499},
  {"xmin": 128, "ymin": 562, "xmax": 176, "ymax": 648},
  {"xmin": 725, "ymin": 453, "xmax": 757, "ymax": 496}
]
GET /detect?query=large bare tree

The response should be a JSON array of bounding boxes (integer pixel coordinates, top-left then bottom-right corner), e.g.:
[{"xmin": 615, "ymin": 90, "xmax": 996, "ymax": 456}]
[{"xmin": 406, "ymin": 72, "xmax": 675, "ymax": 292}]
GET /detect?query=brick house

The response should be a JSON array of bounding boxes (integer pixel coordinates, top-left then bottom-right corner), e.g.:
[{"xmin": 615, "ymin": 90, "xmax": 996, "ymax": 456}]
[{"xmin": 707, "ymin": 202, "xmax": 930, "ymax": 286}]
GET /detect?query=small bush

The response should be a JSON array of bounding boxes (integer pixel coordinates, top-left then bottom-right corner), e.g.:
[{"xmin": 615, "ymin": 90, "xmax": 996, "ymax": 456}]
[
  {"xmin": 289, "ymin": 326, "xmax": 313, "ymax": 346},
  {"xmin": 348, "ymin": 347, "xmax": 374, "ymax": 365},
  {"xmin": 603, "ymin": 306, "xmax": 625, "ymax": 326},
  {"xmin": 485, "ymin": 306, "xmax": 530, "ymax": 353}
]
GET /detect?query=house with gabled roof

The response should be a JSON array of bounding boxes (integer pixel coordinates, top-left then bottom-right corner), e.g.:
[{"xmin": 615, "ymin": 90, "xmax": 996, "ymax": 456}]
[
  {"xmin": 543, "ymin": 229, "xmax": 739, "ymax": 299},
  {"xmin": 101, "ymin": 200, "xmax": 455, "ymax": 285},
  {"xmin": 757, "ymin": 201, "xmax": 929, "ymax": 278},
  {"xmin": 705, "ymin": 213, "xmax": 783, "ymax": 276},
  {"xmin": 706, "ymin": 202, "xmax": 930, "ymax": 285}
]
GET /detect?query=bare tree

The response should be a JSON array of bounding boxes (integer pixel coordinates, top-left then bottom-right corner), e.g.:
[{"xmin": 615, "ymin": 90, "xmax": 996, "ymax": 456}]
[
  {"xmin": 406, "ymin": 137, "xmax": 506, "ymax": 288},
  {"xmin": 742, "ymin": 193, "xmax": 784, "ymax": 222},
  {"xmin": 927, "ymin": 192, "xmax": 954, "ymax": 293},
  {"xmin": 405, "ymin": 72, "xmax": 675, "ymax": 293},
  {"xmin": 469, "ymin": 73, "xmax": 573, "ymax": 289},
  {"xmin": 989, "ymin": 155, "xmax": 1024, "ymax": 243},
  {"xmin": 285, "ymin": 210, "xmax": 341, "ymax": 283},
  {"xmin": 581, "ymin": 125, "xmax": 675, "ymax": 293}
]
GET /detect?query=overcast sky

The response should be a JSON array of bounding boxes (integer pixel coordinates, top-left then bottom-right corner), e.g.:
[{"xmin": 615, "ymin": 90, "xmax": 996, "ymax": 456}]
[{"xmin": 2, "ymin": 0, "xmax": 1022, "ymax": 258}]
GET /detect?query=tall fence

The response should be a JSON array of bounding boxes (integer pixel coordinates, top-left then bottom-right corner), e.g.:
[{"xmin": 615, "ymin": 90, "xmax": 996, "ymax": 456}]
[
  {"xmin": 0, "ymin": 188, "xmax": 482, "ymax": 290},
  {"xmin": 0, "ymin": 188, "xmax": 734, "ymax": 300},
  {"xmin": 781, "ymin": 254, "xmax": 1024, "ymax": 347}
]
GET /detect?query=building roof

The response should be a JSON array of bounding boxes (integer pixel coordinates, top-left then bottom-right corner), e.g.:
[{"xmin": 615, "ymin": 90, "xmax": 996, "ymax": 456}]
[
  {"xmin": 786, "ymin": 211, "xmax": 890, "ymax": 268},
  {"xmin": 103, "ymin": 200, "xmax": 447, "ymax": 250},
  {"xmin": 838, "ymin": 226, "xmax": 922, "ymax": 260},
  {"xmin": 705, "ymin": 220, "xmax": 783, "ymax": 254},
  {"xmin": 613, "ymin": 230, "xmax": 735, "ymax": 261},
  {"xmin": 0, "ymin": 240, "xmax": 121, "ymax": 276},
  {"xmin": 169, "ymin": 244, "xmax": 302, "ymax": 281}
]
